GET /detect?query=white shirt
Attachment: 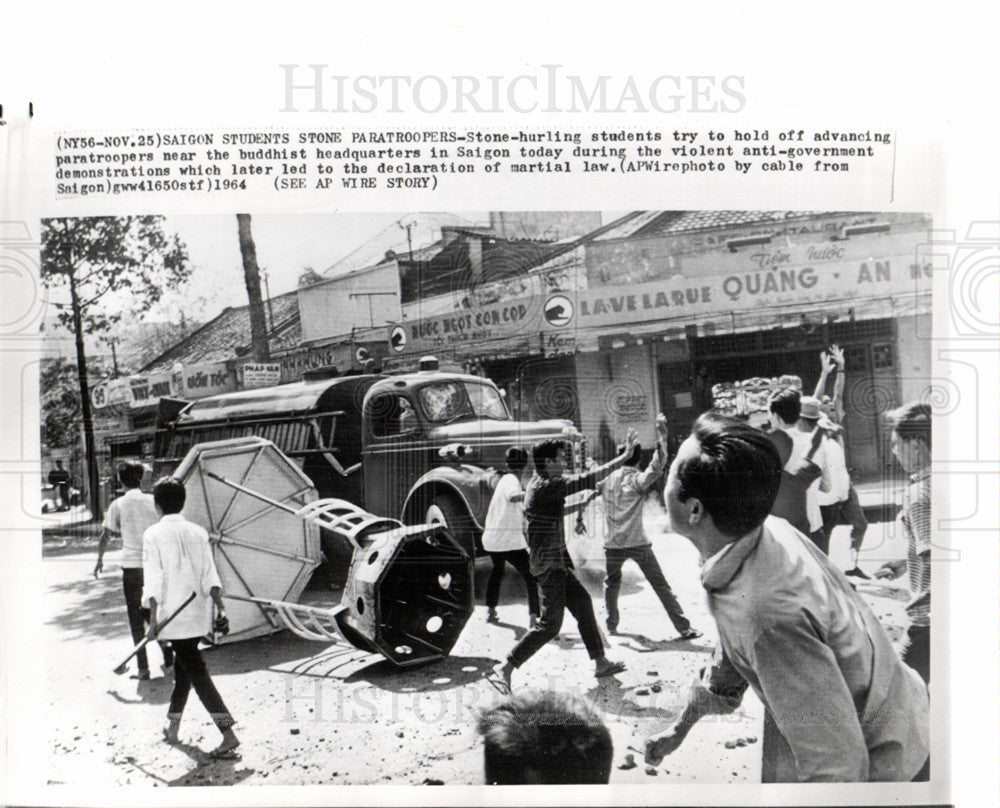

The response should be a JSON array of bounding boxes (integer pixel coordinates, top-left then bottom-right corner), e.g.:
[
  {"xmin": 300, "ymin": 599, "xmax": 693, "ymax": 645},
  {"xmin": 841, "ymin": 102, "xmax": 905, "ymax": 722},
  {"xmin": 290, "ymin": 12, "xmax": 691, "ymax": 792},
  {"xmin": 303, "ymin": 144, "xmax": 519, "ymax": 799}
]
[
  {"xmin": 816, "ymin": 433, "xmax": 850, "ymax": 506},
  {"xmin": 103, "ymin": 488, "xmax": 158, "ymax": 568},
  {"xmin": 785, "ymin": 428, "xmax": 831, "ymax": 532},
  {"xmin": 142, "ymin": 514, "xmax": 222, "ymax": 640},
  {"xmin": 481, "ymin": 473, "xmax": 527, "ymax": 552}
]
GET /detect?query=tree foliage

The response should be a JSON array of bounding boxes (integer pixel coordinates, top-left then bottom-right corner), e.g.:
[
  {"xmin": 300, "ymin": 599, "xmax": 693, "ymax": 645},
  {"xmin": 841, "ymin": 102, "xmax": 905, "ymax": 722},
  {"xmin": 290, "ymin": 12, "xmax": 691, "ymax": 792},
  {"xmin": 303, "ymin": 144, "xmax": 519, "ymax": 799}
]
[
  {"xmin": 41, "ymin": 216, "xmax": 191, "ymax": 334},
  {"xmin": 40, "ymin": 358, "xmax": 82, "ymax": 449},
  {"xmin": 40, "ymin": 216, "xmax": 191, "ymax": 517}
]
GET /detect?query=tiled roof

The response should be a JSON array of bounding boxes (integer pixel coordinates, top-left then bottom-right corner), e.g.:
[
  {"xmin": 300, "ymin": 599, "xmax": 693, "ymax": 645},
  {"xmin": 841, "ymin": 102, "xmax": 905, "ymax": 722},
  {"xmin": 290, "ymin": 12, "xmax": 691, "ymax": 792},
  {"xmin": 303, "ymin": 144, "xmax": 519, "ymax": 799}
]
[
  {"xmin": 594, "ymin": 211, "xmax": 835, "ymax": 241},
  {"xmin": 140, "ymin": 290, "xmax": 301, "ymax": 372}
]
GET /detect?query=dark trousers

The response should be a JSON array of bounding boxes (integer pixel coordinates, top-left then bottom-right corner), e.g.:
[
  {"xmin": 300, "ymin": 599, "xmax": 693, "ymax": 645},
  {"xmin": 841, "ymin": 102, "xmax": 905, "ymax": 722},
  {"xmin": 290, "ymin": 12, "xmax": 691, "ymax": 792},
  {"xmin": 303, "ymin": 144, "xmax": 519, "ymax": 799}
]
[
  {"xmin": 168, "ymin": 638, "xmax": 235, "ymax": 730},
  {"xmin": 485, "ymin": 549, "xmax": 540, "ymax": 616},
  {"xmin": 122, "ymin": 568, "xmax": 172, "ymax": 671},
  {"xmin": 820, "ymin": 486, "xmax": 869, "ymax": 551},
  {"xmin": 507, "ymin": 567, "xmax": 603, "ymax": 668},
  {"xmin": 902, "ymin": 623, "xmax": 930, "ymax": 685},
  {"xmin": 604, "ymin": 544, "xmax": 691, "ymax": 634}
]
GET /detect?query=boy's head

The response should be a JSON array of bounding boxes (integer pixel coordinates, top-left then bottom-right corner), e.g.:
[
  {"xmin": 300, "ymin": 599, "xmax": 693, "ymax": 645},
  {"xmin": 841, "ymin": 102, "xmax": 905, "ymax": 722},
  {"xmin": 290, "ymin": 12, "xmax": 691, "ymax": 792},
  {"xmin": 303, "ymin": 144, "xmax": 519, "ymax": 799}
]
[
  {"xmin": 152, "ymin": 476, "xmax": 186, "ymax": 515},
  {"xmin": 505, "ymin": 446, "xmax": 529, "ymax": 476},
  {"xmin": 768, "ymin": 388, "xmax": 801, "ymax": 428},
  {"xmin": 616, "ymin": 441, "xmax": 643, "ymax": 468},
  {"xmin": 478, "ymin": 689, "xmax": 613, "ymax": 785},
  {"xmin": 665, "ymin": 411, "xmax": 783, "ymax": 548},
  {"xmin": 885, "ymin": 402, "xmax": 931, "ymax": 473},
  {"xmin": 797, "ymin": 396, "xmax": 822, "ymax": 424},
  {"xmin": 118, "ymin": 460, "xmax": 146, "ymax": 489},
  {"xmin": 531, "ymin": 439, "xmax": 567, "ymax": 478}
]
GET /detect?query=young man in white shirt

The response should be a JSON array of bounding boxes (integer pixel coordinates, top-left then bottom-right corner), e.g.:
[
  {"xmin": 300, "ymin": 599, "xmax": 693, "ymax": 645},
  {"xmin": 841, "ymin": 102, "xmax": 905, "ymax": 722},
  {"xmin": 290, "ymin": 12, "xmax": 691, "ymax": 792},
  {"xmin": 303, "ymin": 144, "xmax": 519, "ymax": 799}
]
[
  {"xmin": 799, "ymin": 395, "xmax": 851, "ymax": 556},
  {"xmin": 481, "ymin": 447, "xmax": 539, "ymax": 627},
  {"xmin": 94, "ymin": 460, "xmax": 173, "ymax": 679},
  {"xmin": 143, "ymin": 476, "xmax": 239, "ymax": 758}
]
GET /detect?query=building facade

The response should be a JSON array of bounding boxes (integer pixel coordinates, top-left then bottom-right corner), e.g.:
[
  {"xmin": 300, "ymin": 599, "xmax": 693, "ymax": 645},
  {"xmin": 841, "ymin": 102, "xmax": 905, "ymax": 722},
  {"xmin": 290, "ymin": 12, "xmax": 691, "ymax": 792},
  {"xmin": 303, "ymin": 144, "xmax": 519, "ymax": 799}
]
[{"xmin": 385, "ymin": 211, "xmax": 932, "ymax": 477}]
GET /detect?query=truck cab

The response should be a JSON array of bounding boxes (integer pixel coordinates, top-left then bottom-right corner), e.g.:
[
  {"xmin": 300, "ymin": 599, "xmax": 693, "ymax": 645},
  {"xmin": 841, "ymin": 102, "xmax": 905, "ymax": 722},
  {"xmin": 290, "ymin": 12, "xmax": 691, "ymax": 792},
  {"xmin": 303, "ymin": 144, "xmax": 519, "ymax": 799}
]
[
  {"xmin": 154, "ymin": 359, "xmax": 586, "ymax": 555},
  {"xmin": 362, "ymin": 360, "xmax": 585, "ymax": 553}
]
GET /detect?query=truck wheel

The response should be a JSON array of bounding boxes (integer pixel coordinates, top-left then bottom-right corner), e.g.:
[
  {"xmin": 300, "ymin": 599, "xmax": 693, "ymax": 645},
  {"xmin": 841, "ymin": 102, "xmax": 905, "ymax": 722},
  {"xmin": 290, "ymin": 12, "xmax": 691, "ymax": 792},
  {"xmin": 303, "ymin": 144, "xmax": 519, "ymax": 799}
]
[{"xmin": 425, "ymin": 494, "xmax": 477, "ymax": 558}]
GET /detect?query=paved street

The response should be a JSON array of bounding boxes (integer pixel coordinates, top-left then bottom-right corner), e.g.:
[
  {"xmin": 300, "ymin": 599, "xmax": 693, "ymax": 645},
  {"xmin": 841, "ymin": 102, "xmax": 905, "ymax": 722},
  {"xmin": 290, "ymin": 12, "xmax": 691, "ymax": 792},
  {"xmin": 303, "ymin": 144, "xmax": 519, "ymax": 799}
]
[{"xmin": 36, "ymin": 503, "xmax": 912, "ymax": 787}]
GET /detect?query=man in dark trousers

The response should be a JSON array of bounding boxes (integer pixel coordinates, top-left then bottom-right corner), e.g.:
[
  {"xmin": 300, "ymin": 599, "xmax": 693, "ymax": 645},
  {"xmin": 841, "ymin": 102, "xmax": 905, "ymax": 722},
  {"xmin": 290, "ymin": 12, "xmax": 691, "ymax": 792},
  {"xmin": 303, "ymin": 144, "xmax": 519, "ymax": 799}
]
[
  {"xmin": 491, "ymin": 430, "xmax": 639, "ymax": 694},
  {"xmin": 144, "ymin": 477, "xmax": 240, "ymax": 758},
  {"xmin": 48, "ymin": 459, "xmax": 71, "ymax": 510}
]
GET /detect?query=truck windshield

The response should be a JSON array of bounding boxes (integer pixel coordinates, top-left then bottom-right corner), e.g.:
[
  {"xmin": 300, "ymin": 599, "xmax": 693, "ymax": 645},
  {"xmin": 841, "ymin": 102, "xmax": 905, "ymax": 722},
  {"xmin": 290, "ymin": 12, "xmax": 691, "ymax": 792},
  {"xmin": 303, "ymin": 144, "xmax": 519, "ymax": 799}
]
[{"xmin": 419, "ymin": 381, "xmax": 510, "ymax": 424}]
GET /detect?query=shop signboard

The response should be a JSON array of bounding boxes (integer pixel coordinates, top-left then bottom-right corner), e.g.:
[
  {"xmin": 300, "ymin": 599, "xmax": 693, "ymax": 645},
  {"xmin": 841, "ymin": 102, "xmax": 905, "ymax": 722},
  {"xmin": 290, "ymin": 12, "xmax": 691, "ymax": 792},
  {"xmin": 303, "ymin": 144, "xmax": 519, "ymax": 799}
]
[
  {"xmin": 391, "ymin": 241, "xmax": 931, "ymax": 354},
  {"xmin": 172, "ymin": 362, "xmax": 236, "ymax": 400},
  {"xmin": 575, "ymin": 250, "xmax": 931, "ymax": 328},
  {"xmin": 91, "ymin": 373, "xmax": 176, "ymax": 410},
  {"xmin": 242, "ymin": 362, "xmax": 282, "ymax": 389}
]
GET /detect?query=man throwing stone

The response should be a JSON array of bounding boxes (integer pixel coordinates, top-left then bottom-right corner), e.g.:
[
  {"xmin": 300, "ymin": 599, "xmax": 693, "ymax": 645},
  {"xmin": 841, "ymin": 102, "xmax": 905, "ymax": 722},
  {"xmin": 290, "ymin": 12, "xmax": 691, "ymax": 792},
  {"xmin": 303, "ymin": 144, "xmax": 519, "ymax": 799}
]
[
  {"xmin": 645, "ymin": 412, "xmax": 929, "ymax": 782},
  {"xmin": 492, "ymin": 431, "xmax": 639, "ymax": 694}
]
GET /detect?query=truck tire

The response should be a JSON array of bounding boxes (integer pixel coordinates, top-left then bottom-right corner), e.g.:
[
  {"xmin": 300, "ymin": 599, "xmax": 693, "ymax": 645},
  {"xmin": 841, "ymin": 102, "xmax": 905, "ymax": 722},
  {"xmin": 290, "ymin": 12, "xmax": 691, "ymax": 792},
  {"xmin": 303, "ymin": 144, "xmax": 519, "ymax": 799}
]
[{"xmin": 425, "ymin": 493, "xmax": 477, "ymax": 558}]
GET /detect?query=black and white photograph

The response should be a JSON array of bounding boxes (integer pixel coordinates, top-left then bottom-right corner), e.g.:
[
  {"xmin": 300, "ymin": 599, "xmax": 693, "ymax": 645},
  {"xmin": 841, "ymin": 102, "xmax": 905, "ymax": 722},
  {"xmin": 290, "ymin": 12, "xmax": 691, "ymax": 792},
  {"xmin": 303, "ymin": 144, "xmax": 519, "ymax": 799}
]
[
  {"xmin": 2, "ymin": 2, "xmax": 998, "ymax": 805},
  {"xmin": 34, "ymin": 209, "xmax": 935, "ymax": 786}
]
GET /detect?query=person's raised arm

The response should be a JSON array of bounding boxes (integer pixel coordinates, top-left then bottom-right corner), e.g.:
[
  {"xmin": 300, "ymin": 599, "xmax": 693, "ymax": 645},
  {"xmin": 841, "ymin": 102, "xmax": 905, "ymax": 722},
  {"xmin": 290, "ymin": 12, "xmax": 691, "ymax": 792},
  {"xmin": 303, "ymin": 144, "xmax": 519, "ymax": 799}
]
[
  {"xmin": 565, "ymin": 428, "xmax": 640, "ymax": 495},
  {"xmin": 813, "ymin": 350, "xmax": 835, "ymax": 399},
  {"xmin": 635, "ymin": 415, "xmax": 669, "ymax": 492},
  {"xmin": 828, "ymin": 345, "xmax": 846, "ymax": 423}
]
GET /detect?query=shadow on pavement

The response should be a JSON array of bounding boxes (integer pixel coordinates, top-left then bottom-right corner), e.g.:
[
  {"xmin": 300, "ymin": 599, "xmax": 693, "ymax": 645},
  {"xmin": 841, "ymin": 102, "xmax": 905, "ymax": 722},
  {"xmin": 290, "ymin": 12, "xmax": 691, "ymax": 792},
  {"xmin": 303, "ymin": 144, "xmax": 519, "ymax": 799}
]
[
  {"xmin": 586, "ymin": 677, "xmax": 682, "ymax": 721},
  {"xmin": 168, "ymin": 752, "xmax": 256, "ymax": 787},
  {"xmin": 106, "ymin": 674, "xmax": 174, "ymax": 707},
  {"xmin": 489, "ymin": 618, "xmax": 527, "ymax": 642},
  {"xmin": 196, "ymin": 631, "xmax": 344, "ymax": 676},
  {"xmin": 342, "ymin": 654, "xmax": 498, "ymax": 693},
  {"xmin": 45, "ymin": 576, "xmax": 129, "ymax": 640},
  {"xmin": 111, "ymin": 738, "xmax": 255, "ymax": 787},
  {"xmin": 613, "ymin": 632, "xmax": 714, "ymax": 656}
]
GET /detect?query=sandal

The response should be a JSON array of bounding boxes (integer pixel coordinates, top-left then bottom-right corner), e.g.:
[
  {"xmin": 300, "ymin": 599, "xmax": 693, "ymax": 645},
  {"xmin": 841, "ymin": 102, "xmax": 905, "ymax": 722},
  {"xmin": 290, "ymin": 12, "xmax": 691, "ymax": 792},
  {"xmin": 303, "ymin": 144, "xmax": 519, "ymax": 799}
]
[
  {"xmin": 484, "ymin": 666, "xmax": 512, "ymax": 696},
  {"xmin": 678, "ymin": 628, "xmax": 703, "ymax": 641},
  {"xmin": 209, "ymin": 744, "xmax": 241, "ymax": 760},
  {"xmin": 595, "ymin": 660, "xmax": 626, "ymax": 678}
]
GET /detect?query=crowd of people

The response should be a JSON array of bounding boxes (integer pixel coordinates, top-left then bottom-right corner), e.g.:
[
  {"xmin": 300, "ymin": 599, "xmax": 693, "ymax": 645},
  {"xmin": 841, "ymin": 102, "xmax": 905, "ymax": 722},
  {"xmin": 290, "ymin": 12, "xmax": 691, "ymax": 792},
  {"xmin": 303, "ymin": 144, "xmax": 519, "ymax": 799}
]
[
  {"xmin": 477, "ymin": 345, "xmax": 932, "ymax": 784},
  {"xmin": 92, "ymin": 343, "xmax": 933, "ymax": 784}
]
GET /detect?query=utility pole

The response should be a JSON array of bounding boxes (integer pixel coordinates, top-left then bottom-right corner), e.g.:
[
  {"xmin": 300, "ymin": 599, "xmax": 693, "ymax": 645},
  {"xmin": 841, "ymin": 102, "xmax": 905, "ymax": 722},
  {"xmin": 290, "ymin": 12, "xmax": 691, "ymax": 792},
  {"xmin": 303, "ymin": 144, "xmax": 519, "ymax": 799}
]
[
  {"xmin": 262, "ymin": 269, "xmax": 276, "ymax": 332},
  {"xmin": 236, "ymin": 214, "xmax": 271, "ymax": 362},
  {"xmin": 399, "ymin": 217, "xmax": 416, "ymax": 262},
  {"xmin": 108, "ymin": 338, "xmax": 120, "ymax": 378}
]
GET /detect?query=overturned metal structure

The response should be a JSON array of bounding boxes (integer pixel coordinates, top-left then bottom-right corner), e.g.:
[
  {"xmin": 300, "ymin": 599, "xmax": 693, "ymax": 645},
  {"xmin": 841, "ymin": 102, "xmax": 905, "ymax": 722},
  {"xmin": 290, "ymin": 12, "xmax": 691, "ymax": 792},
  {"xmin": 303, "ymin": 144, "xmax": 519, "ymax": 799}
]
[{"xmin": 174, "ymin": 437, "xmax": 474, "ymax": 666}]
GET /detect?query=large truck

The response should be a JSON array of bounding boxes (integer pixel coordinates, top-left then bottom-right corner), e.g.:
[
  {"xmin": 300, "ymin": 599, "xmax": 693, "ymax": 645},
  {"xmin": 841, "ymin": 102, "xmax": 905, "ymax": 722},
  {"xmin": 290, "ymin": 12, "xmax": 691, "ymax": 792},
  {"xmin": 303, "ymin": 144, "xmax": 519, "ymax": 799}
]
[{"xmin": 153, "ymin": 358, "xmax": 589, "ymax": 555}]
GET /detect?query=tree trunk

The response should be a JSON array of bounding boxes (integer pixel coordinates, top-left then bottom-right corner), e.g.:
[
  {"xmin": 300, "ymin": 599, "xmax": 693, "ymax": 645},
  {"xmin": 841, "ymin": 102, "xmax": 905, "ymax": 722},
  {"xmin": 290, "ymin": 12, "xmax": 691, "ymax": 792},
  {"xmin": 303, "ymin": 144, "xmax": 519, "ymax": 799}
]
[
  {"xmin": 236, "ymin": 214, "xmax": 270, "ymax": 363},
  {"xmin": 69, "ymin": 275, "xmax": 102, "ymax": 520}
]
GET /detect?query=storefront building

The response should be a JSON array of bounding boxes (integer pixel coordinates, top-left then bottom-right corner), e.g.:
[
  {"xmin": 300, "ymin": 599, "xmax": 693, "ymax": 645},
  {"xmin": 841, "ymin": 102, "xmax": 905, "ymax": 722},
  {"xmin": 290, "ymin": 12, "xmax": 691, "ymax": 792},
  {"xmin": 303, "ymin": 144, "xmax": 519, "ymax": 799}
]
[{"xmin": 385, "ymin": 211, "xmax": 932, "ymax": 477}]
